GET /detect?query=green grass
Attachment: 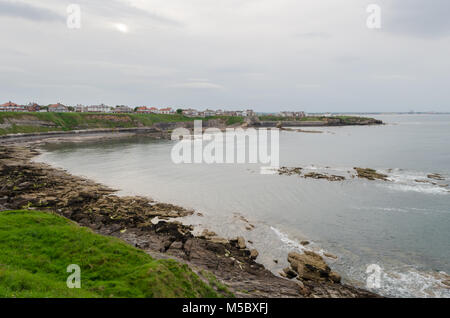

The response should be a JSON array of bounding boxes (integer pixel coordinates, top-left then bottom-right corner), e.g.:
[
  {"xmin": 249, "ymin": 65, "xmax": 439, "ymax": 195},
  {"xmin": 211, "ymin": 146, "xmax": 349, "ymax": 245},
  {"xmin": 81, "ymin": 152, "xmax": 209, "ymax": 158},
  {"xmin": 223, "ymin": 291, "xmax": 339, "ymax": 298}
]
[
  {"xmin": 0, "ymin": 112, "xmax": 243, "ymax": 136},
  {"xmin": 0, "ymin": 210, "xmax": 221, "ymax": 298},
  {"xmin": 200, "ymin": 270, "xmax": 234, "ymax": 298}
]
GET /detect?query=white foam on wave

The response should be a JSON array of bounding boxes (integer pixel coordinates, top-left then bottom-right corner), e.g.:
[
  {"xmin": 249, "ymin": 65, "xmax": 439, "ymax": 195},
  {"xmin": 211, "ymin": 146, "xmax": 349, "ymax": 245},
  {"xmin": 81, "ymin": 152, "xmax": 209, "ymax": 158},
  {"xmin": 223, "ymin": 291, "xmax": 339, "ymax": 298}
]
[
  {"xmin": 353, "ymin": 206, "xmax": 410, "ymax": 213},
  {"xmin": 383, "ymin": 183, "xmax": 448, "ymax": 195},
  {"xmin": 353, "ymin": 205, "xmax": 449, "ymax": 215},
  {"xmin": 270, "ymin": 226, "xmax": 331, "ymax": 259},
  {"xmin": 270, "ymin": 226, "xmax": 307, "ymax": 252},
  {"xmin": 374, "ymin": 268, "xmax": 450, "ymax": 298},
  {"xmin": 271, "ymin": 227, "xmax": 450, "ymax": 298},
  {"xmin": 379, "ymin": 169, "xmax": 449, "ymax": 195}
]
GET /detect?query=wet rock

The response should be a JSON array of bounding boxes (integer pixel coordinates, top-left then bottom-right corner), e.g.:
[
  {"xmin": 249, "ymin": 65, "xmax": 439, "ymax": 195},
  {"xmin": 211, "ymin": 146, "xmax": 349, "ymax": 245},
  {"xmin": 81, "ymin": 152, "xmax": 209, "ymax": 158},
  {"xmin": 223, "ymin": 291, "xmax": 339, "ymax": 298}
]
[
  {"xmin": 415, "ymin": 179, "xmax": 437, "ymax": 185},
  {"xmin": 237, "ymin": 236, "xmax": 246, "ymax": 249},
  {"xmin": 442, "ymin": 280, "xmax": 450, "ymax": 288},
  {"xmin": 354, "ymin": 168, "xmax": 388, "ymax": 181},
  {"xmin": 282, "ymin": 267, "xmax": 298, "ymax": 279},
  {"xmin": 278, "ymin": 167, "xmax": 303, "ymax": 176},
  {"xmin": 288, "ymin": 251, "xmax": 339, "ymax": 283},
  {"xmin": 303, "ymin": 172, "xmax": 345, "ymax": 182},
  {"xmin": 329, "ymin": 272, "xmax": 341, "ymax": 283},
  {"xmin": 250, "ymin": 249, "xmax": 259, "ymax": 260},
  {"xmin": 428, "ymin": 173, "xmax": 445, "ymax": 181},
  {"xmin": 300, "ymin": 241, "xmax": 310, "ymax": 246},
  {"xmin": 324, "ymin": 252, "xmax": 338, "ymax": 260},
  {"xmin": 201, "ymin": 229, "xmax": 217, "ymax": 238},
  {"xmin": 209, "ymin": 237, "xmax": 229, "ymax": 245},
  {"xmin": 296, "ymin": 281, "xmax": 310, "ymax": 296},
  {"xmin": 169, "ymin": 241, "xmax": 183, "ymax": 250}
]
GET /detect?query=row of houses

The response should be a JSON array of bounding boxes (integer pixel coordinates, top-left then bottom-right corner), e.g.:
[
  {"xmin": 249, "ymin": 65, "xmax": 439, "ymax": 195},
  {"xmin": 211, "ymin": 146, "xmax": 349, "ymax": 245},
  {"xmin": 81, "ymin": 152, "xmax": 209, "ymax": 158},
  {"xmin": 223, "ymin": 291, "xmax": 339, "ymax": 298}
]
[
  {"xmin": 0, "ymin": 102, "xmax": 71, "ymax": 113},
  {"xmin": 182, "ymin": 109, "xmax": 254, "ymax": 118},
  {"xmin": 278, "ymin": 111, "xmax": 306, "ymax": 118},
  {"xmin": 1, "ymin": 102, "xmax": 307, "ymax": 119},
  {"xmin": 0, "ymin": 102, "xmax": 40, "ymax": 112},
  {"xmin": 0, "ymin": 101, "xmax": 257, "ymax": 118},
  {"xmin": 135, "ymin": 106, "xmax": 174, "ymax": 114}
]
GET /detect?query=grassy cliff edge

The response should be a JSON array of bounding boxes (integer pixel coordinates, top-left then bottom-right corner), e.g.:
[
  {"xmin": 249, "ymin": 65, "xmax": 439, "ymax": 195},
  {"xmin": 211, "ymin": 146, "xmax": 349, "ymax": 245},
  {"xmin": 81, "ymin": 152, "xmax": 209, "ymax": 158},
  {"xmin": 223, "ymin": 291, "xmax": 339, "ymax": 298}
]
[
  {"xmin": 0, "ymin": 210, "xmax": 223, "ymax": 298},
  {"xmin": 0, "ymin": 112, "xmax": 243, "ymax": 136}
]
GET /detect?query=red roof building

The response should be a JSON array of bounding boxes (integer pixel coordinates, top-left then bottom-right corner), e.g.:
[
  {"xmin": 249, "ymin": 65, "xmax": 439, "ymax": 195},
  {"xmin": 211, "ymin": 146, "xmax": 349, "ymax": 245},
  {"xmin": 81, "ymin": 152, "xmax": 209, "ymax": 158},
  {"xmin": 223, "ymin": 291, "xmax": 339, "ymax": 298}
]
[
  {"xmin": 0, "ymin": 101, "xmax": 27, "ymax": 112},
  {"xmin": 48, "ymin": 103, "xmax": 69, "ymax": 112}
]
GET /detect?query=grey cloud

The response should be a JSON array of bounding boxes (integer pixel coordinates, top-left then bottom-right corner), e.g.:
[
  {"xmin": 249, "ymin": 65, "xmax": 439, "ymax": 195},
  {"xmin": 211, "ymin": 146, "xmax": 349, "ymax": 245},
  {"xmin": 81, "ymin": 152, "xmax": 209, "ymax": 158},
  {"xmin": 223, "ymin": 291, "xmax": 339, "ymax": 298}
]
[
  {"xmin": 1, "ymin": 1, "xmax": 449, "ymax": 112},
  {"xmin": 294, "ymin": 32, "xmax": 332, "ymax": 39},
  {"xmin": 381, "ymin": 0, "xmax": 450, "ymax": 37},
  {"xmin": 334, "ymin": 56, "xmax": 360, "ymax": 64},
  {"xmin": 77, "ymin": 0, "xmax": 182, "ymax": 26},
  {"xmin": 0, "ymin": 1, "xmax": 64, "ymax": 22}
]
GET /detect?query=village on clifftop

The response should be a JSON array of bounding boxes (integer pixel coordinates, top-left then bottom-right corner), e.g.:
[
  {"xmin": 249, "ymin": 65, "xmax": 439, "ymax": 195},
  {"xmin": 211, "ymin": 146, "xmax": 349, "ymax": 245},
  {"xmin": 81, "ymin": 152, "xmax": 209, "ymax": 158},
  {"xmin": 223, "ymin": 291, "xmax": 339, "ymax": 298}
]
[{"xmin": 0, "ymin": 101, "xmax": 306, "ymax": 118}]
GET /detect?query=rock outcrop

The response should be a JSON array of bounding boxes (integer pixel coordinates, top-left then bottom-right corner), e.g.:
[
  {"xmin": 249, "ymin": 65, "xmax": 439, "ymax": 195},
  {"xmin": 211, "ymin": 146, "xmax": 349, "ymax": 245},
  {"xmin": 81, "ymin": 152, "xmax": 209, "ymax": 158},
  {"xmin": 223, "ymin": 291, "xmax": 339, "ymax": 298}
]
[
  {"xmin": 287, "ymin": 251, "xmax": 341, "ymax": 283},
  {"xmin": 354, "ymin": 168, "xmax": 388, "ymax": 181}
]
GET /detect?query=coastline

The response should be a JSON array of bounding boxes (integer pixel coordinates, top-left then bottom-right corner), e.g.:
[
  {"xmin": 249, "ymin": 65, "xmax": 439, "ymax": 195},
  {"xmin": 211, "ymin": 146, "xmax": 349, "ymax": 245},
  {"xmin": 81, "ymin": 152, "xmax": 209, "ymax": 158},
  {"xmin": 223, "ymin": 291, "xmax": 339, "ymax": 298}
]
[{"xmin": 0, "ymin": 132, "xmax": 380, "ymax": 298}]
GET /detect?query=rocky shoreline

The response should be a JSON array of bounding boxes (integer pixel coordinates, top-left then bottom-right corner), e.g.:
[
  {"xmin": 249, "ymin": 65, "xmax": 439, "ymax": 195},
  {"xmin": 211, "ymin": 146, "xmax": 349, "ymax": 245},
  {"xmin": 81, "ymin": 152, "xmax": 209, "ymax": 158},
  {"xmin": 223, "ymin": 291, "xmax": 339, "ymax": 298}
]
[{"xmin": 0, "ymin": 136, "xmax": 380, "ymax": 298}]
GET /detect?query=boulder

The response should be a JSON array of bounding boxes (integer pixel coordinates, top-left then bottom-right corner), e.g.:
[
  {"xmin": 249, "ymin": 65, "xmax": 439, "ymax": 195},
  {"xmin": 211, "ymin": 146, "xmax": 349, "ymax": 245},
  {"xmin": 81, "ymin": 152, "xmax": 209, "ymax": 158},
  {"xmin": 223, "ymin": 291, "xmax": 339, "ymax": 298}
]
[
  {"xmin": 329, "ymin": 271, "xmax": 341, "ymax": 283},
  {"xmin": 209, "ymin": 237, "xmax": 229, "ymax": 245},
  {"xmin": 428, "ymin": 173, "xmax": 445, "ymax": 181},
  {"xmin": 169, "ymin": 241, "xmax": 183, "ymax": 250},
  {"xmin": 237, "ymin": 236, "xmax": 246, "ymax": 249},
  {"xmin": 324, "ymin": 252, "xmax": 338, "ymax": 259},
  {"xmin": 354, "ymin": 168, "xmax": 388, "ymax": 181},
  {"xmin": 250, "ymin": 249, "xmax": 259, "ymax": 260},
  {"xmin": 288, "ymin": 251, "xmax": 339, "ymax": 283},
  {"xmin": 201, "ymin": 229, "xmax": 217, "ymax": 238},
  {"xmin": 296, "ymin": 281, "xmax": 310, "ymax": 296},
  {"xmin": 282, "ymin": 267, "xmax": 298, "ymax": 279}
]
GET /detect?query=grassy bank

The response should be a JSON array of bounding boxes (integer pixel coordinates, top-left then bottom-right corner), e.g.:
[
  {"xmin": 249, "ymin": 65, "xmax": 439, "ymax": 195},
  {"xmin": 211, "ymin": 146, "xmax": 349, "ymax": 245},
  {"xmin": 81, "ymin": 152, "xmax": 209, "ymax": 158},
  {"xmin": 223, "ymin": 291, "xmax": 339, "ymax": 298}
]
[
  {"xmin": 0, "ymin": 210, "xmax": 223, "ymax": 298},
  {"xmin": 0, "ymin": 112, "xmax": 243, "ymax": 136}
]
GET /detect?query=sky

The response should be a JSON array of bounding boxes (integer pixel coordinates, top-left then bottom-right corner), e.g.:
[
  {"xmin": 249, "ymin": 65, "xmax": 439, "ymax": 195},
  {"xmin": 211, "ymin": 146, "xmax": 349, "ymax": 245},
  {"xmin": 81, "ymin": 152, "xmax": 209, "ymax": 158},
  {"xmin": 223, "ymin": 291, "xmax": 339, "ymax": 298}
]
[{"xmin": 0, "ymin": 0, "xmax": 449, "ymax": 113}]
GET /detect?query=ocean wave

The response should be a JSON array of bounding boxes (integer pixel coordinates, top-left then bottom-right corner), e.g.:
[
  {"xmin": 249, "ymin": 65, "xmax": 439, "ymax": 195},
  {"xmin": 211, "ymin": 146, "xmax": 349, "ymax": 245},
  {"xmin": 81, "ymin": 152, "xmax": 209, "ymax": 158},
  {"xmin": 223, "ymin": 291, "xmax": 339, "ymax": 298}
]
[
  {"xmin": 270, "ymin": 226, "xmax": 331, "ymax": 259},
  {"xmin": 270, "ymin": 226, "xmax": 307, "ymax": 252},
  {"xmin": 374, "ymin": 268, "xmax": 450, "ymax": 298},
  {"xmin": 379, "ymin": 170, "xmax": 449, "ymax": 195},
  {"xmin": 271, "ymin": 227, "xmax": 450, "ymax": 298},
  {"xmin": 383, "ymin": 183, "xmax": 448, "ymax": 195},
  {"xmin": 353, "ymin": 206, "xmax": 410, "ymax": 213}
]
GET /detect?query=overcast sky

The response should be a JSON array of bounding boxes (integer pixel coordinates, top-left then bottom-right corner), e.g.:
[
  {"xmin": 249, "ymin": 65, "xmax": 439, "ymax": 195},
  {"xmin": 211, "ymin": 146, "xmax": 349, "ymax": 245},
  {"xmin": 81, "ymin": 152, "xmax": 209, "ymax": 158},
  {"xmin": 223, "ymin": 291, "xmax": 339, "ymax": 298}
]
[{"xmin": 0, "ymin": 0, "xmax": 449, "ymax": 112}]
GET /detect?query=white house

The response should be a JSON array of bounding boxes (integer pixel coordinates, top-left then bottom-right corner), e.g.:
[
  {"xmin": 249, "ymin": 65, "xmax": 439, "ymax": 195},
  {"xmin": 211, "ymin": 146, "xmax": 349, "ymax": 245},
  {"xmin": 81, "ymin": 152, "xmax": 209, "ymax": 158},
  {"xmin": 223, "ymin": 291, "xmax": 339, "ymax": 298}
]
[
  {"xmin": 112, "ymin": 106, "xmax": 133, "ymax": 113},
  {"xmin": 159, "ymin": 107, "xmax": 173, "ymax": 114},
  {"xmin": 182, "ymin": 109, "xmax": 199, "ymax": 117},
  {"xmin": 242, "ymin": 109, "xmax": 254, "ymax": 117},
  {"xmin": 48, "ymin": 103, "xmax": 69, "ymax": 112},
  {"xmin": 203, "ymin": 109, "xmax": 216, "ymax": 117},
  {"xmin": 86, "ymin": 104, "xmax": 112, "ymax": 113}
]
